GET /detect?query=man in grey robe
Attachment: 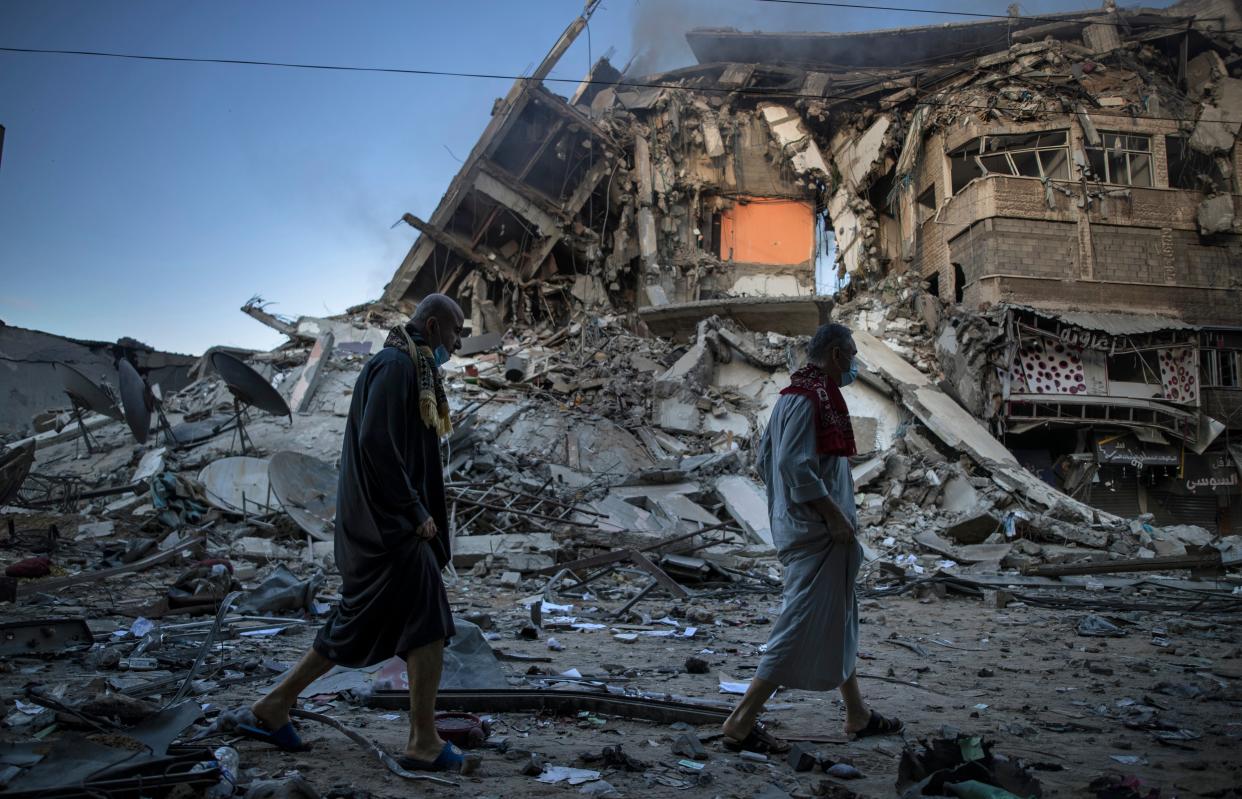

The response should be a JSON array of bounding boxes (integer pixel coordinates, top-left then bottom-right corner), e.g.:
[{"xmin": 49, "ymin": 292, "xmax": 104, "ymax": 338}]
[{"xmin": 722, "ymin": 323, "xmax": 902, "ymax": 752}]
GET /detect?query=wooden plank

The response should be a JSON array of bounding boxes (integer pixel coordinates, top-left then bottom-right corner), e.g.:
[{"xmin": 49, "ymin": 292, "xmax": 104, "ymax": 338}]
[{"xmin": 15, "ymin": 537, "xmax": 204, "ymax": 598}]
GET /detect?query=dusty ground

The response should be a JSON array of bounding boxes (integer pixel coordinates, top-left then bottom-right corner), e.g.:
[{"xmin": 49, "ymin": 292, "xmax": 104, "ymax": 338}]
[{"xmin": 3, "ymin": 548, "xmax": 1240, "ymax": 799}]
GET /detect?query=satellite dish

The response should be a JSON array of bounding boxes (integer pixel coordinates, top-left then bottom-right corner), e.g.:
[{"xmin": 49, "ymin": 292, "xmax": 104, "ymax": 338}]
[
  {"xmin": 118, "ymin": 359, "xmax": 179, "ymax": 447},
  {"xmin": 209, "ymin": 352, "xmax": 291, "ymax": 454},
  {"xmin": 118, "ymin": 359, "xmax": 158, "ymax": 444},
  {"xmin": 0, "ymin": 442, "xmax": 36, "ymax": 507},
  {"xmin": 198, "ymin": 456, "xmax": 283, "ymax": 516},
  {"xmin": 268, "ymin": 451, "xmax": 337, "ymax": 541},
  {"xmin": 53, "ymin": 362, "xmax": 122, "ymax": 453}
]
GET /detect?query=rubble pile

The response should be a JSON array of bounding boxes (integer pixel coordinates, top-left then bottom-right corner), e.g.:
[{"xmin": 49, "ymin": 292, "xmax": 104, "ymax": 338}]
[{"xmin": 5, "ymin": 1, "xmax": 1242, "ymax": 796}]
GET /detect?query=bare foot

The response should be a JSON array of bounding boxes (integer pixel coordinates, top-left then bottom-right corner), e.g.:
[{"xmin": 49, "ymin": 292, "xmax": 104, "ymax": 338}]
[
  {"xmin": 250, "ymin": 694, "xmax": 291, "ymax": 732},
  {"xmin": 843, "ymin": 706, "xmax": 872, "ymax": 737},
  {"xmin": 403, "ymin": 735, "xmax": 449, "ymax": 763},
  {"xmin": 721, "ymin": 716, "xmax": 752, "ymax": 743}
]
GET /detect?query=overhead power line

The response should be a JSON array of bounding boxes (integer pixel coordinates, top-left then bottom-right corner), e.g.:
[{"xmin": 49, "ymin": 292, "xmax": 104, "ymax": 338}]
[
  {"xmin": 1, "ymin": 44, "xmax": 1237, "ymax": 126},
  {"xmin": 751, "ymin": 0, "xmax": 1242, "ymax": 35}
]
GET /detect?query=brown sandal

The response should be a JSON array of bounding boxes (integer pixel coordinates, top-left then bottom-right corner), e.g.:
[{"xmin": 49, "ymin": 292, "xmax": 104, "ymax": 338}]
[
  {"xmin": 723, "ymin": 721, "xmax": 791, "ymax": 754},
  {"xmin": 851, "ymin": 709, "xmax": 903, "ymax": 739}
]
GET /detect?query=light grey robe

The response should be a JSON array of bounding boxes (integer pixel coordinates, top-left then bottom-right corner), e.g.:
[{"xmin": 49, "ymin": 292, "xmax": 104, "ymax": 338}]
[{"xmin": 754, "ymin": 393, "xmax": 863, "ymax": 691}]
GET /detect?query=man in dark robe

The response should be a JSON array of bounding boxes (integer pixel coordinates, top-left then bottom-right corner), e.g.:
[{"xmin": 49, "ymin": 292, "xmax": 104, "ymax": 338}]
[{"xmin": 246, "ymin": 294, "xmax": 465, "ymax": 771}]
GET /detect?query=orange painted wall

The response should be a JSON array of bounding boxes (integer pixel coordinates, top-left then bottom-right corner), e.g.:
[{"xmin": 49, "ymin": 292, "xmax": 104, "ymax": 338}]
[{"xmin": 719, "ymin": 198, "xmax": 815, "ymax": 266}]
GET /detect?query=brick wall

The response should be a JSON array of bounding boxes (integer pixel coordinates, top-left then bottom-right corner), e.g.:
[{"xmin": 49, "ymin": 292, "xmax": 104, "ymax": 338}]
[
  {"xmin": 950, "ymin": 218, "xmax": 1078, "ymax": 285},
  {"xmin": 1091, "ymin": 225, "xmax": 1242, "ymax": 289}
]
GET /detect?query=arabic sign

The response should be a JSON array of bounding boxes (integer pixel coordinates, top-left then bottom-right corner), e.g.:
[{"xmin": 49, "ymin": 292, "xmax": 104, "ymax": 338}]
[
  {"xmin": 1094, "ymin": 435, "xmax": 1179, "ymax": 469},
  {"xmin": 1155, "ymin": 448, "xmax": 1241, "ymax": 496}
]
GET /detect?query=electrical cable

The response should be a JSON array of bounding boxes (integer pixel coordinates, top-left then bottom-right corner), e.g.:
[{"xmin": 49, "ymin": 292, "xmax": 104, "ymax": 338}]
[
  {"xmin": 1, "ymin": 44, "xmax": 1239, "ymax": 126},
  {"xmin": 751, "ymin": 0, "xmax": 1242, "ymax": 35}
]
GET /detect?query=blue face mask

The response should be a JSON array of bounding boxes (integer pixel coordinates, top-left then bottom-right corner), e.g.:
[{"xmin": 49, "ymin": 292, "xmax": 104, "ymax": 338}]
[
  {"xmin": 433, "ymin": 345, "xmax": 450, "ymax": 367},
  {"xmin": 839, "ymin": 355, "xmax": 858, "ymax": 387}
]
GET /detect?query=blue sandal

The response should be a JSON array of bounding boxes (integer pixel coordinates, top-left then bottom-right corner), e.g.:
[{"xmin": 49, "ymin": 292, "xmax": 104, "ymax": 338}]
[
  {"xmin": 397, "ymin": 742, "xmax": 465, "ymax": 772},
  {"xmin": 236, "ymin": 721, "xmax": 311, "ymax": 752}
]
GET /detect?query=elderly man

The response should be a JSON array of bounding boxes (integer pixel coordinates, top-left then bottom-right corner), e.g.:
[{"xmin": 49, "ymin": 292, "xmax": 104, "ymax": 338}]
[
  {"xmin": 722, "ymin": 322, "xmax": 902, "ymax": 753},
  {"xmin": 243, "ymin": 294, "xmax": 466, "ymax": 772}
]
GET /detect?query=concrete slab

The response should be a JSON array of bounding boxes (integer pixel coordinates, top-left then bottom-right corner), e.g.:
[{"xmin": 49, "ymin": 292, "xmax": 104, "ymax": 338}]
[
  {"xmin": 289, "ymin": 332, "xmax": 334, "ymax": 414},
  {"xmin": 452, "ymin": 533, "xmax": 556, "ymax": 569},
  {"xmin": 715, "ymin": 475, "xmax": 772, "ymax": 546}
]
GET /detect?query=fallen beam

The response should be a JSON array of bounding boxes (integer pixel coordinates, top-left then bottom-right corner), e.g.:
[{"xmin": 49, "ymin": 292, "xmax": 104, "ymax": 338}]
[
  {"xmin": 13, "ymin": 537, "xmax": 204, "ymax": 599},
  {"xmin": 368, "ymin": 688, "xmax": 729, "ymax": 725},
  {"xmin": 1023, "ymin": 551, "xmax": 1226, "ymax": 578}
]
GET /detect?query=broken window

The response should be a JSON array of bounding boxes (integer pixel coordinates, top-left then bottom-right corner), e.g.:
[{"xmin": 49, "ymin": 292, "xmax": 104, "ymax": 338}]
[
  {"xmin": 1086, "ymin": 132, "xmax": 1152, "ymax": 187},
  {"xmin": 953, "ymin": 263, "xmax": 966, "ymax": 303},
  {"xmin": 1200, "ymin": 331, "xmax": 1242, "ymax": 387},
  {"xmin": 1107, "ymin": 350, "xmax": 1162, "ymax": 384},
  {"xmin": 948, "ymin": 131, "xmax": 1070, "ymax": 193},
  {"xmin": 1166, "ymin": 135, "xmax": 1232, "ymax": 192},
  {"xmin": 926, "ymin": 270, "xmax": 940, "ymax": 298},
  {"xmin": 916, "ymin": 184, "xmax": 936, "ymax": 225}
]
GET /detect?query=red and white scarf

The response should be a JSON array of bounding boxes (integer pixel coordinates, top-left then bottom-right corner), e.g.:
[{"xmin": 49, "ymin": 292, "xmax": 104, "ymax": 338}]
[{"xmin": 779, "ymin": 364, "xmax": 857, "ymax": 456}]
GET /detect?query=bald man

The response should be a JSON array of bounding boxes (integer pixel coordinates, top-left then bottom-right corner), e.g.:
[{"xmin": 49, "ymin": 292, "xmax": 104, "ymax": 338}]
[{"xmin": 245, "ymin": 294, "xmax": 466, "ymax": 772}]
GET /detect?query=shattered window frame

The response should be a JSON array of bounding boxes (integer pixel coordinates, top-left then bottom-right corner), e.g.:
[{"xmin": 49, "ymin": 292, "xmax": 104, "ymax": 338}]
[
  {"xmin": 1165, "ymin": 135, "xmax": 1233, "ymax": 192},
  {"xmin": 1086, "ymin": 132, "xmax": 1153, "ymax": 187},
  {"xmin": 948, "ymin": 130, "xmax": 1071, "ymax": 194},
  {"xmin": 1200, "ymin": 348, "xmax": 1242, "ymax": 388},
  {"xmin": 1106, "ymin": 348, "xmax": 1163, "ymax": 385}
]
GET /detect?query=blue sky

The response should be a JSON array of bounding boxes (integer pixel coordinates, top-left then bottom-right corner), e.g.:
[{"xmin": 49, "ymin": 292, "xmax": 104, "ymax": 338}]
[{"xmin": 0, "ymin": 0, "xmax": 1172, "ymax": 355}]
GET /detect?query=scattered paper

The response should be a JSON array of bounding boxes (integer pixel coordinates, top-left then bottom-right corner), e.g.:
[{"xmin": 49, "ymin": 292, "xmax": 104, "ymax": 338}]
[
  {"xmin": 14, "ymin": 700, "xmax": 45, "ymax": 716},
  {"xmin": 537, "ymin": 766, "xmax": 600, "ymax": 785}
]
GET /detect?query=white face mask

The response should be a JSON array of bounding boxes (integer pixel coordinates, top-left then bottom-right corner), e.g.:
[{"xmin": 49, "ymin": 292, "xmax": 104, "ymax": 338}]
[{"xmin": 839, "ymin": 355, "xmax": 858, "ymax": 387}]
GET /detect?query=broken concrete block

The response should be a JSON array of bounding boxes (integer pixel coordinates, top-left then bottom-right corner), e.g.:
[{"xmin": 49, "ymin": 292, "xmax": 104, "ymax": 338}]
[
  {"xmin": 1158, "ymin": 524, "xmax": 1214, "ymax": 548},
  {"xmin": 850, "ymin": 456, "xmax": 885, "ymax": 489},
  {"xmin": 787, "ymin": 741, "xmax": 819, "ymax": 772},
  {"xmin": 499, "ymin": 571, "xmax": 522, "ymax": 589},
  {"xmin": 759, "ymin": 103, "xmax": 829, "ymax": 176},
  {"xmin": 451, "ymin": 533, "xmax": 555, "ymax": 570},
  {"xmin": 655, "ymin": 341, "xmax": 714, "ymax": 396},
  {"xmin": 75, "ymin": 520, "xmax": 115, "ymax": 541},
  {"xmin": 1082, "ymin": 22, "xmax": 1122, "ymax": 53},
  {"xmin": 1186, "ymin": 50, "xmax": 1227, "ymax": 99},
  {"xmin": 715, "ymin": 475, "xmax": 773, "ymax": 547},
  {"xmin": 943, "ymin": 512, "xmax": 1001, "ymax": 545},
  {"xmin": 1190, "ymin": 78, "xmax": 1242, "ymax": 154},
  {"xmin": 673, "ymin": 733, "xmax": 708, "ymax": 761},
  {"xmin": 289, "ymin": 331, "xmax": 334, "ymax": 414},
  {"xmin": 702, "ymin": 119, "xmax": 726, "ymax": 158},
  {"xmin": 637, "ymin": 207, "xmax": 658, "ymax": 261},
  {"xmin": 703, "ymin": 408, "xmax": 750, "ymax": 437},
  {"xmin": 655, "ymin": 397, "xmax": 703, "ymax": 434},
  {"xmin": 1197, "ymin": 193, "xmax": 1234, "ymax": 235}
]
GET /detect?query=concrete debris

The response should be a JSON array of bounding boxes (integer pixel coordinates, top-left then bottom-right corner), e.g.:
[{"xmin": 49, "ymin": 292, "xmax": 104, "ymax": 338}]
[{"xmin": 4, "ymin": 4, "xmax": 1242, "ymax": 797}]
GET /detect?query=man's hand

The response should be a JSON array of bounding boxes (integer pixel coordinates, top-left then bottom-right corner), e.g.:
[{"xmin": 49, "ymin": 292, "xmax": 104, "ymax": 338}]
[
  {"xmin": 822, "ymin": 514, "xmax": 856, "ymax": 545},
  {"xmin": 808, "ymin": 496, "xmax": 855, "ymax": 545},
  {"xmin": 416, "ymin": 517, "xmax": 438, "ymax": 540}
]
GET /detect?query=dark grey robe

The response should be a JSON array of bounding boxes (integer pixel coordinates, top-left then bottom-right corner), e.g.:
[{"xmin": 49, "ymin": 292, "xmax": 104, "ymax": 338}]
[{"xmin": 312, "ymin": 345, "xmax": 455, "ymax": 667}]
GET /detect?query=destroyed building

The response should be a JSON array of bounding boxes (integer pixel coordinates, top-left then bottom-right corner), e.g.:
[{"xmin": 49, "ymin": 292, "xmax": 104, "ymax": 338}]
[
  {"xmin": 4, "ymin": 4, "xmax": 1242, "ymax": 798},
  {"xmin": 385, "ymin": 0, "xmax": 1242, "ymax": 531}
]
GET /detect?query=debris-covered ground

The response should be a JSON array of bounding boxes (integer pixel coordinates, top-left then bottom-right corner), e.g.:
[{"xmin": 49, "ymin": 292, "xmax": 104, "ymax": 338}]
[
  {"xmin": 5, "ymin": 2, "xmax": 1242, "ymax": 796},
  {"xmin": 3, "ymin": 285, "xmax": 1241, "ymax": 799}
]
